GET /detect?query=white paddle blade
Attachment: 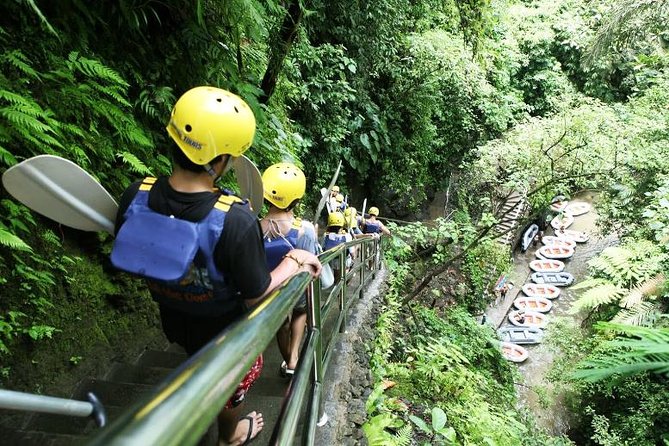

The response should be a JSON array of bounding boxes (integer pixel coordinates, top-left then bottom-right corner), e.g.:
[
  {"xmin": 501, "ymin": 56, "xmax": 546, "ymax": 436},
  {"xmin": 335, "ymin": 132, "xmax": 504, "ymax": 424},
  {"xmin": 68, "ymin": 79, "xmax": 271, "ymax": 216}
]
[
  {"xmin": 233, "ymin": 155, "xmax": 263, "ymax": 216},
  {"xmin": 2, "ymin": 155, "xmax": 118, "ymax": 234}
]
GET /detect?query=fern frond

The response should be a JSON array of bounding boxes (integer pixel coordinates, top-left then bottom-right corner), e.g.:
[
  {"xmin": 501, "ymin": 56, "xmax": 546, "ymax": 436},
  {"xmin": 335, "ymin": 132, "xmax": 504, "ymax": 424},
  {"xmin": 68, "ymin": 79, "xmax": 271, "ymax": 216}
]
[
  {"xmin": 620, "ymin": 273, "xmax": 666, "ymax": 308},
  {"xmin": 67, "ymin": 52, "xmax": 129, "ymax": 87},
  {"xmin": 570, "ymin": 277, "xmax": 610, "ymax": 291},
  {"xmin": 116, "ymin": 151, "xmax": 152, "ymax": 175},
  {"xmin": 612, "ymin": 301, "xmax": 660, "ymax": 326},
  {"xmin": 88, "ymin": 80, "xmax": 131, "ymax": 107},
  {"xmin": 0, "ymin": 143, "xmax": 17, "ymax": 166},
  {"xmin": 1, "ymin": 50, "xmax": 41, "ymax": 79},
  {"xmin": 0, "ymin": 228, "xmax": 32, "ymax": 251},
  {"xmin": 570, "ymin": 283, "xmax": 625, "ymax": 313},
  {"xmin": 573, "ymin": 322, "xmax": 669, "ymax": 381},
  {"xmin": 0, "ymin": 89, "xmax": 35, "ymax": 106},
  {"xmin": 393, "ymin": 424, "xmax": 412, "ymax": 446}
]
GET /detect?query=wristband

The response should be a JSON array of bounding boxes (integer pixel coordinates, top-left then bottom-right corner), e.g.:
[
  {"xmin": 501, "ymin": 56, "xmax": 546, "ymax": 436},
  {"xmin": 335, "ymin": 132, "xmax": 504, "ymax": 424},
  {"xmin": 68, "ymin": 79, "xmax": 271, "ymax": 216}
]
[{"xmin": 284, "ymin": 253, "xmax": 304, "ymax": 267}]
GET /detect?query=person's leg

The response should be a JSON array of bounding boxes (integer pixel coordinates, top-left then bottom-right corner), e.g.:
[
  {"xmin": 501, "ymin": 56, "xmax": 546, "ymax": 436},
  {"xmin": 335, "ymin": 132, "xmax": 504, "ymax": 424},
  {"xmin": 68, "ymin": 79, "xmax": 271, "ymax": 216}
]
[
  {"xmin": 287, "ymin": 311, "xmax": 307, "ymax": 370},
  {"xmin": 275, "ymin": 316, "xmax": 291, "ymax": 364},
  {"xmin": 218, "ymin": 356, "xmax": 264, "ymax": 445}
]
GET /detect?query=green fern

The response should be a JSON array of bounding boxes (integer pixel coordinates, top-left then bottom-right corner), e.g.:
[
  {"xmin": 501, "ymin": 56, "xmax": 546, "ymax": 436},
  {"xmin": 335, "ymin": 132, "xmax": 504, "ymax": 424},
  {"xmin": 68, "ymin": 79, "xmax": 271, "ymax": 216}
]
[
  {"xmin": 117, "ymin": 151, "xmax": 153, "ymax": 175},
  {"xmin": 611, "ymin": 301, "xmax": 660, "ymax": 326},
  {"xmin": 573, "ymin": 322, "xmax": 669, "ymax": 381},
  {"xmin": 66, "ymin": 52, "xmax": 129, "ymax": 87},
  {"xmin": 393, "ymin": 424, "xmax": 412, "ymax": 446},
  {"xmin": 0, "ymin": 228, "xmax": 31, "ymax": 251},
  {"xmin": 570, "ymin": 283, "xmax": 626, "ymax": 313},
  {"xmin": 570, "ymin": 277, "xmax": 611, "ymax": 291},
  {"xmin": 619, "ymin": 274, "xmax": 666, "ymax": 309},
  {"xmin": 1, "ymin": 50, "xmax": 40, "ymax": 79}
]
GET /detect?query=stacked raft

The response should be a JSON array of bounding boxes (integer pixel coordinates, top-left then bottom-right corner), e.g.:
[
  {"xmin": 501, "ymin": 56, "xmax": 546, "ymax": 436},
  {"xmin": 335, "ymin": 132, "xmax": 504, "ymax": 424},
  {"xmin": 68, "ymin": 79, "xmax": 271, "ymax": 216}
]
[{"xmin": 499, "ymin": 198, "xmax": 591, "ymax": 363}]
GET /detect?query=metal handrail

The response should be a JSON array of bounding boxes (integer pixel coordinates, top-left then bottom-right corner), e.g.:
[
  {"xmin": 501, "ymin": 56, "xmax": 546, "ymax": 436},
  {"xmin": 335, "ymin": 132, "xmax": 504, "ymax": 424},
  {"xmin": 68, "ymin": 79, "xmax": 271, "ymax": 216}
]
[{"xmin": 87, "ymin": 235, "xmax": 381, "ymax": 445}]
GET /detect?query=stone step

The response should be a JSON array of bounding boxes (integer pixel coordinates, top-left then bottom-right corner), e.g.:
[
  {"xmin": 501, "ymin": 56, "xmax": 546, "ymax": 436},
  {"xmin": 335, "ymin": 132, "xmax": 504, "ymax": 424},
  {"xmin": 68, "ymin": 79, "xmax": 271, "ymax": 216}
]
[
  {"xmin": 104, "ymin": 362, "xmax": 173, "ymax": 385},
  {"xmin": 25, "ymin": 379, "xmax": 151, "ymax": 435},
  {"xmin": 70, "ymin": 378, "xmax": 153, "ymax": 409},
  {"xmin": 5, "ymin": 429, "xmax": 87, "ymax": 446},
  {"xmin": 135, "ymin": 349, "xmax": 188, "ymax": 369}
]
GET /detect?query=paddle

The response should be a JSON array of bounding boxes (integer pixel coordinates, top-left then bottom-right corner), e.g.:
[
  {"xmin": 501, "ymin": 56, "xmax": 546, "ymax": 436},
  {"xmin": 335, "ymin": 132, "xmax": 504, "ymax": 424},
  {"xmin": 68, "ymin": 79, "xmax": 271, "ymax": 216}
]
[
  {"xmin": 232, "ymin": 155, "xmax": 263, "ymax": 216},
  {"xmin": 2, "ymin": 155, "xmax": 118, "ymax": 235},
  {"xmin": 2, "ymin": 154, "xmax": 265, "ymax": 235},
  {"xmin": 313, "ymin": 160, "xmax": 342, "ymax": 220}
]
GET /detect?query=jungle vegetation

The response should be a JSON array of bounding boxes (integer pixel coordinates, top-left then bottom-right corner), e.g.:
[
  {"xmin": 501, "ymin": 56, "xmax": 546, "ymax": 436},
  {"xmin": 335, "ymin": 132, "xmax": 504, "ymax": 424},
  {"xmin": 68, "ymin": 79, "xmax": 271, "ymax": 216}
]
[{"xmin": 0, "ymin": 0, "xmax": 668, "ymax": 444}]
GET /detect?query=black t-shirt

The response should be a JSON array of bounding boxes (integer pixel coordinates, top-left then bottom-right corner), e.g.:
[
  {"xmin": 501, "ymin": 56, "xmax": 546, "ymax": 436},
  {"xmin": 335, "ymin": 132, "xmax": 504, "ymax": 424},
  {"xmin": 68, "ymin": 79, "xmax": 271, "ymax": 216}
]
[{"xmin": 115, "ymin": 177, "xmax": 271, "ymax": 300}]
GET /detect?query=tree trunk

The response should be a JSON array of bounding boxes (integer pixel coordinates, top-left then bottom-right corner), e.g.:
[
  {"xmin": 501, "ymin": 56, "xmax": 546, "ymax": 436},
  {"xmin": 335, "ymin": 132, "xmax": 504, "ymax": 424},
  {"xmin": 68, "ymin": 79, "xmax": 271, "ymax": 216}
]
[{"xmin": 260, "ymin": 0, "xmax": 302, "ymax": 104}]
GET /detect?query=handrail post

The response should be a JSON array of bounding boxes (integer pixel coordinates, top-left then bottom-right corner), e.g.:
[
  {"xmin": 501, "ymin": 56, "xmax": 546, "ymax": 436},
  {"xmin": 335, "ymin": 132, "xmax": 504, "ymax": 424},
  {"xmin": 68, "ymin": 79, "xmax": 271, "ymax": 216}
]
[
  {"xmin": 339, "ymin": 247, "xmax": 347, "ymax": 333},
  {"xmin": 306, "ymin": 280, "xmax": 324, "ymax": 445},
  {"xmin": 360, "ymin": 240, "xmax": 366, "ymax": 300}
]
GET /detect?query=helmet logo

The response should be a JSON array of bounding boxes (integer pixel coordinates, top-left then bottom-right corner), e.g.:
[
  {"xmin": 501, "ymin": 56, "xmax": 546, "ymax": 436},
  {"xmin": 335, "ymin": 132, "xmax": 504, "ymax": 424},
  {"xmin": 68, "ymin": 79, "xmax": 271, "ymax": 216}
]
[
  {"xmin": 183, "ymin": 135, "xmax": 203, "ymax": 150},
  {"xmin": 169, "ymin": 121, "xmax": 202, "ymax": 150}
]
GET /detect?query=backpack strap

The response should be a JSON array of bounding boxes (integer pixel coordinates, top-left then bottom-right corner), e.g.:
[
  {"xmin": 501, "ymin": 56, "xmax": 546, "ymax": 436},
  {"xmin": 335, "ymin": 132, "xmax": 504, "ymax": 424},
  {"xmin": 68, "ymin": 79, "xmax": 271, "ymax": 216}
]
[
  {"xmin": 214, "ymin": 194, "xmax": 244, "ymax": 212},
  {"xmin": 138, "ymin": 176, "xmax": 157, "ymax": 191}
]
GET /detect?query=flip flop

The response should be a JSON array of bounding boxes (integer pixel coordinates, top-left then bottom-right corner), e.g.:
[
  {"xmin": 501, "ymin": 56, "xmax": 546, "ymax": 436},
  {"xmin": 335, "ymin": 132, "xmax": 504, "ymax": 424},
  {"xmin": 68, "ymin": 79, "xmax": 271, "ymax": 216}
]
[{"xmin": 241, "ymin": 415, "xmax": 259, "ymax": 445}]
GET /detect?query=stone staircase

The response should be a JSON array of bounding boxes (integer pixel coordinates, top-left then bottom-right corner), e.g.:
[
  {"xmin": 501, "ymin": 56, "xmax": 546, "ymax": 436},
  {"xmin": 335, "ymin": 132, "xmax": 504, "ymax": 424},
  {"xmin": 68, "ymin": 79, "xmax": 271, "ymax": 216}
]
[
  {"xmin": 2, "ymin": 339, "xmax": 297, "ymax": 445},
  {"xmin": 494, "ymin": 190, "xmax": 527, "ymax": 248}
]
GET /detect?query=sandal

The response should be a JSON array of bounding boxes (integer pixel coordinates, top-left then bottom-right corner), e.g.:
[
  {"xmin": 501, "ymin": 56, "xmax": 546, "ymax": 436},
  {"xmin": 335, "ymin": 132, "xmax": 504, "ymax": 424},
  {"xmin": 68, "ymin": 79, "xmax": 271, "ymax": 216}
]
[
  {"xmin": 240, "ymin": 413, "xmax": 261, "ymax": 445},
  {"xmin": 279, "ymin": 361, "xmax": 295, "ymax": 378}
]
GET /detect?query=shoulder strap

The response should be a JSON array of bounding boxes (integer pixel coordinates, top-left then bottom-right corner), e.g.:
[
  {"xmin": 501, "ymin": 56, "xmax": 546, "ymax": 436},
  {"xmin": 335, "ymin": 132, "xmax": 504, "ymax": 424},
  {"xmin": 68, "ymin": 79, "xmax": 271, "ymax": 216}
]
[
  {"xmin": 138, "ymin": 176, "xmax": 157, "ymax": 191},
  {"xmin": 214, "ymin": 194, "xmax": 244, "ymax": 212}
]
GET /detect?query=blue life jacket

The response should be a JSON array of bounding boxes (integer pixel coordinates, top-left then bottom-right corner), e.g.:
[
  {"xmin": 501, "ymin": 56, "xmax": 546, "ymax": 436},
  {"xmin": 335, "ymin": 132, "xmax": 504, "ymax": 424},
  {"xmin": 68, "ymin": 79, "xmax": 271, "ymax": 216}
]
[
  {"xmin": 363, "ymin": 219, "xmax": 381, "ymax": 234},
  {"xmin": 323, "ymin": 231, "xmax": 348, "ymax": 251},
  {"xmin": 264, "ymin": 218, "xmax": 302, "ymax": 271},
  {"xmin": 111, "ymin": 177, "xmax": 247, "ymax": 316}
]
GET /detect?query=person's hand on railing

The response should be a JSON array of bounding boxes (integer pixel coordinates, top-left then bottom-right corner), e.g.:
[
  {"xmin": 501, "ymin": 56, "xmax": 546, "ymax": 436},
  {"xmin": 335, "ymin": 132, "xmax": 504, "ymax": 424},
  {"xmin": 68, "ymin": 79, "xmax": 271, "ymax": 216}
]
[{"xmin": 283, "ymin": 249, "xmax": 322, "ymax": 278}]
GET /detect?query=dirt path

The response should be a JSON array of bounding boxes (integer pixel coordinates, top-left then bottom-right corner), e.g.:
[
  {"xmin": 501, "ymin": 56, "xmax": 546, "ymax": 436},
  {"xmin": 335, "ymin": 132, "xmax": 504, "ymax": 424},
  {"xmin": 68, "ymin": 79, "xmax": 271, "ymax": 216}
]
[{"xmin": 484, "ymin": 191, "xmax": 618, "ymax": 435}]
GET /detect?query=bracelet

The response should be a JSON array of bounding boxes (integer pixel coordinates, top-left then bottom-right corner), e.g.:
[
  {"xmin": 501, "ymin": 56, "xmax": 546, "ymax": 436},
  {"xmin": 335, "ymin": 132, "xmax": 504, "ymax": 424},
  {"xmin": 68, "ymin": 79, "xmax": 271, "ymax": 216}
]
[{"xmin": 284, "ymin": 253, "xmax": 304, "ymax": 267}]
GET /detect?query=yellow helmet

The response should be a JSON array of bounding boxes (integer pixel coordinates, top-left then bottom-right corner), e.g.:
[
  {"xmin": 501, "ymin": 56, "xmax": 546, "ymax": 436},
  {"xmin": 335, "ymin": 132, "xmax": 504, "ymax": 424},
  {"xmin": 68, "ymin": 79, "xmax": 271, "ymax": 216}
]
[
  {"xmin": 332, "ymin": 185, "xmax": 340, "ymax": 193},
  {"xmin": 345, "ymin": 207, "xmax": 358, "ymax": 228},
  {"xmin": 327, "ymin": 212, "xmax": 345, "ymax": 227},
  {"xmin": 166, "ymin": 86, "xmax": 256, "ymax": 165},
  {"xmin": 262, "ymin": 163, "xmax": 306, "ymax": 209},
  {"xmin": 368, "ymin": 206, "xmax": 379, "ymax": 216},
  {"xmin": 335, "ymin": 193, "xmax": 344, "ymax": 203}
]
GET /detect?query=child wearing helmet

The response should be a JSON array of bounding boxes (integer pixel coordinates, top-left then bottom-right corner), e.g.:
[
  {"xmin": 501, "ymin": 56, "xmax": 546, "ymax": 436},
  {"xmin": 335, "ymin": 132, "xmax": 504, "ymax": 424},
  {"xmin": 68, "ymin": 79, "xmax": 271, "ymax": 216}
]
[
  {"xmin": 323, "ymin": 212, "xmax": 354, "ymax": 277},
  {"xmin": 112, "ymin": 87, "xmax": 321, "ymax": 446},
  {"xmin": 362, "ymin": 206, "xmax": 391, "ymax": 237},
  {"xmin": 260, "ymin": 162, "xmax": 318, "ymax": 378},
  {"xmin": 327, "ymin": 185, "xmax": 340, "ymax": 213},
  {"xmin": 344, "ymin": 206, "xmax": 363, "ymax": 260}
]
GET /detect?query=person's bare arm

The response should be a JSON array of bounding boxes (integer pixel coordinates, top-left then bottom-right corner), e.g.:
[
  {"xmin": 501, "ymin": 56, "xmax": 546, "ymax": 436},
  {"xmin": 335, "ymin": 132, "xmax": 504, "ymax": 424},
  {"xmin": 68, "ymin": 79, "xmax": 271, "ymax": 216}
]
[{"xmin": 245, "ymin": 249, "xmax": 321, "ymax": 307}]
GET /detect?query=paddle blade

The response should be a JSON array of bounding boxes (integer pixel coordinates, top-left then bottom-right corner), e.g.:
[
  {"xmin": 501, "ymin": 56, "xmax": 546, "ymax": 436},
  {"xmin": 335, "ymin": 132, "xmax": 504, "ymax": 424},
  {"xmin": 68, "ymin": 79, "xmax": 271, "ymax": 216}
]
[
  {"xmin": 314, "ymin": 160, "xmax": 342, "ymax": 219},
  {"xmin": 233, "ymin": 155, "xmax": 263, "ymax": 216},
  {"xmin": 2, "ymin": 155, "xmax": 118, "ymax": 234}
]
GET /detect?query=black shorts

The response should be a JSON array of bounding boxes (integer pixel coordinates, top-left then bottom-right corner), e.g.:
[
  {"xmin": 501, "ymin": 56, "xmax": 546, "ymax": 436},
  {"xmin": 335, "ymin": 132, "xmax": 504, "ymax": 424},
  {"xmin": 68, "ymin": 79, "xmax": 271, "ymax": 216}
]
[{"xmin": 159, "ymin": 303, "xmax": 245, "ymax": 356}]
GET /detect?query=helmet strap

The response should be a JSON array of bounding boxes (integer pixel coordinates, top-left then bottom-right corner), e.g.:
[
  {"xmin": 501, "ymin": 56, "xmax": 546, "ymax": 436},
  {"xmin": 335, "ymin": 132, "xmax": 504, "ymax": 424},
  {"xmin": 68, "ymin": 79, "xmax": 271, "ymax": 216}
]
[
  {"xmin": 204, "ymin": 162, "xmax": 217, "ymax": 178},
  {"xmin": 205, "ymin": 155, "xmax": 233, "ymax": 181}
]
